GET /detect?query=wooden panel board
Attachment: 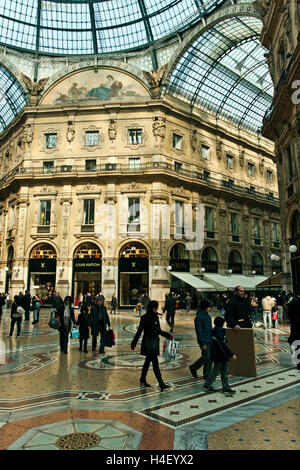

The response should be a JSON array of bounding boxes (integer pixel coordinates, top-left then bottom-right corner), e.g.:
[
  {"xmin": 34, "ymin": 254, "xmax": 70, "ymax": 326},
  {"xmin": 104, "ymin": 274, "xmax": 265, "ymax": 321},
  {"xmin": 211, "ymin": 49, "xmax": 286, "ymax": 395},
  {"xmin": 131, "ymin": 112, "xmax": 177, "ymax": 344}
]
[{"xmin": 226, "ymin": 328, "xmax": 257, "ymax": 377}]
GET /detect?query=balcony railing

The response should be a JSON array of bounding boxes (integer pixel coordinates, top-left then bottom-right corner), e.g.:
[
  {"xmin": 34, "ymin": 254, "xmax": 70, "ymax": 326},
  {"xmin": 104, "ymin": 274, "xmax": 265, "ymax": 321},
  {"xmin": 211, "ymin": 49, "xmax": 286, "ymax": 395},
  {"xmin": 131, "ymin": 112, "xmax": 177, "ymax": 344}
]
[
  {"xmin": 37, "ymin": 225, "xmax": 50, "ymax": 233},
  {"xmin": 0, "ymin": 162, "xmax": 280, "ymax": 205},
  {"xmin": 81, "ymin": 224, "xmax": 95, "ymax": 233}
]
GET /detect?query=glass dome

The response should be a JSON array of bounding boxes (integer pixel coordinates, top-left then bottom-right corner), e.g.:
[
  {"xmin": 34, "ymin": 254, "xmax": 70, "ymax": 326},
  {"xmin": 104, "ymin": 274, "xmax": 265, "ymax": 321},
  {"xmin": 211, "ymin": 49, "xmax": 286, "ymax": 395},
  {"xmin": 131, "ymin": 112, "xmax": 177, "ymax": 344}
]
[
  {"xmin": 0, "ymin": 0, "xmax": 225, "ymax": 55},
  {"xmin": 167, "ymin": 16, "xmax": 273, "ymax": 132}
]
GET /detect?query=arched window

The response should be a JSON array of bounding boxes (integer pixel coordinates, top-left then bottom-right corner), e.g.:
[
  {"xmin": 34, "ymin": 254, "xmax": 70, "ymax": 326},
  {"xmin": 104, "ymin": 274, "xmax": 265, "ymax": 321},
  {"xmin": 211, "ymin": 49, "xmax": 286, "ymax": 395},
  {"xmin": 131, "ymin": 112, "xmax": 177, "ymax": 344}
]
[
  {"xmin": 30, "ymin": 243, "xmax": 57, "ymax": 259},
  {"xmin": 119, "ymin": 242, "xmax": 148, "ymax": 258},
  {"xmin": 251, "ymin": 252, "xmax": 263, "ymax": 275},
  {"xmin": 228, "ymin": 250, "xmax": 242, "ymax": 274},
  {"xmin": 170, "ymin": 243, "xmax": 189, "ymax": 260},
  {"xmin": 202, "ymin": 247, "xmax": 218, "ymax": 273},
  {"xmin": 74, "ymin": 242, "xmax": 102, "ymax": 259}
]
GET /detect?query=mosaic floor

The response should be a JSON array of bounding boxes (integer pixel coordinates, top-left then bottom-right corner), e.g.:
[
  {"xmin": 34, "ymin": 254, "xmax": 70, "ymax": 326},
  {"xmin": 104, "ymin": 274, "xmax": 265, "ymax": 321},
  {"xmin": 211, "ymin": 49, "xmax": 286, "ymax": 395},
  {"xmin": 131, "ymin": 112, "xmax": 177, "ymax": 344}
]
[{"xmin": 0, "ymin": 308, "xmax": 299, "ymax": 450}]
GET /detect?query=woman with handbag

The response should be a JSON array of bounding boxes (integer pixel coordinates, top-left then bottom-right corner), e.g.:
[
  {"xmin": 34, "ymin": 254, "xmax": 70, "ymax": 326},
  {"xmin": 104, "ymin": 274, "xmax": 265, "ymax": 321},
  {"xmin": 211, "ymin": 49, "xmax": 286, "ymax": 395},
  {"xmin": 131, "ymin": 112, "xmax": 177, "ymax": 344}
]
[
  {"xmin": 10, "ymin": 295, "xmax": 24, "ymax": 337},
  {"xmin": 131, "ymin": 300, "xmax": 173, "ymax": 391},
  {"xmin": 32, "ymin": 296, "xmax": 41, "ymax": 325},
  {"xmin": 55, "ymin": 296, "xmax": 76, "ymax": 355}
]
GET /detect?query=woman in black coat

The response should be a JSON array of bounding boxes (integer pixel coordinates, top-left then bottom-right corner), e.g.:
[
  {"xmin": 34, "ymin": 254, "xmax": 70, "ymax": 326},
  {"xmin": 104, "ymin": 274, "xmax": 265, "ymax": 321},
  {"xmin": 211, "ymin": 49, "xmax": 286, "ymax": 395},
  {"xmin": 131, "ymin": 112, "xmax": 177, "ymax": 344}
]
[
  {"xmin": 55, "ymin": 296, "xmax": 76, "ymax": 354},
  {"xmin": 287, "ymin": 293, "xmax": 300, "ymax": 370},
  {"xmin": 131, "ymin": 300, "xmax": 173, "ymax": 391},
  {"xmin": 76, "ymin": 306, "xmax": 90, "ymax": 352}
]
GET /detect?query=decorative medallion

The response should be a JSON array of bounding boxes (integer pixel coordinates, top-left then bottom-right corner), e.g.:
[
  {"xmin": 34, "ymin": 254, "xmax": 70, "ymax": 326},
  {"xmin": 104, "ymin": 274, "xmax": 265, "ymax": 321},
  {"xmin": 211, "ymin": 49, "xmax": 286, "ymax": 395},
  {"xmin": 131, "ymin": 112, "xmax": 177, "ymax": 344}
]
[{"xmin": 55, "ymin": 432, "xmax": 100, "ymax": 450}]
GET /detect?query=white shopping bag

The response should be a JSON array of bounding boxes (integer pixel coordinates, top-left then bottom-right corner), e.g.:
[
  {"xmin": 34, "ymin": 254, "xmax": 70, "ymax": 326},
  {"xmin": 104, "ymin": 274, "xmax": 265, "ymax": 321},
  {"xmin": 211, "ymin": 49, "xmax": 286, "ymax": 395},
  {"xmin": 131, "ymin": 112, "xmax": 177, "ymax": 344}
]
[{"xmin": 163, "ymin": 339, "xmax": 179, "ymax": 361}]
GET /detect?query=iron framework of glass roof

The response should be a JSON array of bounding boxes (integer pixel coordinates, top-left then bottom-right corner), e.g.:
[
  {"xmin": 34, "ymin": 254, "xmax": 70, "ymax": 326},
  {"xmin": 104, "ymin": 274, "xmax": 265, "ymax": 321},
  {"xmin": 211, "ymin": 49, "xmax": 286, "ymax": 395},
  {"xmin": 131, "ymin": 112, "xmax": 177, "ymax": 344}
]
[
  {"xmin": 0, "ymin": 66, "xmax": 27, "ymax": 132},
  {"xmin": 167, "ymin": 16, "xmax": 273, "ymax": 132},
  {"xmin": 0, "ymin": 0, "xmax": 226, "ymax": 56}
]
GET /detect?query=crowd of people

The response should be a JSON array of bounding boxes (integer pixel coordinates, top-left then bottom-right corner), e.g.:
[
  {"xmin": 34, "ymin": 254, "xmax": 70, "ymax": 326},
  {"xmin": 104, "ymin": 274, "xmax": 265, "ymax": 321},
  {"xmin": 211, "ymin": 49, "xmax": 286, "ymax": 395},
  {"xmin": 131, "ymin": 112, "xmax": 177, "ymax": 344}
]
[{"xmin": 1, "ymin": 284, "xmax": 299, "ymax": 392}]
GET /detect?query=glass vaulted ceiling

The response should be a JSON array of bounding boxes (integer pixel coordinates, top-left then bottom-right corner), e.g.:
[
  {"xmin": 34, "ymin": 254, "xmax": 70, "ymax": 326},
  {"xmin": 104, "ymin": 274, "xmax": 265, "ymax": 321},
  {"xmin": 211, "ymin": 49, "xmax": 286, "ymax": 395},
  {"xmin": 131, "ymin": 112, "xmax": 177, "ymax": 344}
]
[
  {"xmin": 167, "ymin": 16, "xmax": 273, "ymax": 132},
  {"xmin": 0, "ymin": 65, "xmax": 27, "ymax": 132},
  {"xmin": 0, "ymin": 0, "xmax": 225, "ymax": 55}
]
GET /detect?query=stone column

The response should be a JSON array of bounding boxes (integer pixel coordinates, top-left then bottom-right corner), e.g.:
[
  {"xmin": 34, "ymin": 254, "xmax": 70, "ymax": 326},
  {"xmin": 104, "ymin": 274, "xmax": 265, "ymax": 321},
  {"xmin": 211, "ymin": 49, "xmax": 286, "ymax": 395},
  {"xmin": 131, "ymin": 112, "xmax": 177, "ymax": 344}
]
[{"xmin": 58, "ymin": 197, "xmax": 72, "ymax": 298}]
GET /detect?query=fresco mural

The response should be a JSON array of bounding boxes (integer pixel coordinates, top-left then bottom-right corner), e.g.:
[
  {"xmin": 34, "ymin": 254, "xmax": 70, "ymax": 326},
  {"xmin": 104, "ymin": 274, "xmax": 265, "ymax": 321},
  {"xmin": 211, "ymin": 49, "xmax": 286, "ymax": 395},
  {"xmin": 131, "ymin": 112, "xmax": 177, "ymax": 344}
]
[{"xmin": 41, "ymin": 68, "xmax": 150, "ymax": 105}]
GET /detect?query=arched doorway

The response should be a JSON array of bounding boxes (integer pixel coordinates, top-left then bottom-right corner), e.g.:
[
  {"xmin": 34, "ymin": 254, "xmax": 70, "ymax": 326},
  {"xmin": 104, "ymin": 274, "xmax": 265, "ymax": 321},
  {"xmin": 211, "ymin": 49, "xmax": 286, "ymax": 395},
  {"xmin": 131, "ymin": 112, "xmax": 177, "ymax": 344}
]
[
  {"xmin": 170, "ymin": 243, "xmax": 190, "ymax": 272},
  {"xmin": 29, "ymin": 243, "xmax": 57, "ymax": 303},
  {"xmin": 228, "ymin": 250, "xmax": 242, "ymax": 274},
  {"xmin": 5, "ymin": 245, "xmax": 14, "ymax": 294},
  {"xmin": 251, "ymin": 252, "xmax": 264, "ymax": 275},
  {"xmin": 73, "ymin": 243, "xmax": 102, "ymax": 300},
  {"xmin": 290, "ymin": 211, "xmax": 300, "ymax": 290},
  {"xmin": 118, "ymin": 242, "xmax": 149, "ymax": 307},
  {"xmin": 202, "ymin": 247, "xmax": 218, "ymax": 273}
]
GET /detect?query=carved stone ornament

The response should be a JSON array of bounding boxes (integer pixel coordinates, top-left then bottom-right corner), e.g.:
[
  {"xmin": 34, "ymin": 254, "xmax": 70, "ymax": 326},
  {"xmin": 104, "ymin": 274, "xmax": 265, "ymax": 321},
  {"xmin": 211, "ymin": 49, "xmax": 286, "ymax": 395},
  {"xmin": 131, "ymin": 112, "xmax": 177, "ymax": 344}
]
[
  {"xmin": 120, "ymin": 181, "xmax": 146, "ymax": 194},
  {"xmin": 216, "ymin": 140, "xmax": 223, "ymax": 160},
  {"xmin": 142, "ymin": 64, "xmax": 167, "ymax": 99},
  {"xmin": 108, "ymin": 119, "xmax": 117, "ymax": 141},
  {"xmin": 21, "ymin": 73, "xmax": 49, "ymax": 106},
  {"xmin": 239, "ymin": 150, "xmax": 245, "ymax": 167},
  {"xmin": 259, "ymin": 158, "xmax": 264, "ymax": 174},
  {"xmin": 22, "ymin": 124, "xmax": 34, "ymax": 145},
  {"xmin": 152, "ymin": 117, "xmax": 166, "ymax": 141},
  {"xmin": 66, "ymin": 121, "xmax": 75, "ymax": 143},
  {"xmin": 190, "ymin": 129, "xmax": 198, "ymax": 151}
]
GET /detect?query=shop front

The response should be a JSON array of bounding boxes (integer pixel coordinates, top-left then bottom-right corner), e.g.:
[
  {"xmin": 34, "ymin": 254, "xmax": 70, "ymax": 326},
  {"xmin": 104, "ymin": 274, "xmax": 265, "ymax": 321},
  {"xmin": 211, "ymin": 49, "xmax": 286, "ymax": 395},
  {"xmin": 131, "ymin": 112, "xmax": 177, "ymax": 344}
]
[
  {"xmin": 73, "ymin": 243, "xmax": 102, "ymax": 301},
  {"xmin": 118, "ymin": 242, "xmax": 149, "ymax": 307},
  {"xmin": 28, "ymin": 243, "xmax": 57, "ymax": 304}
]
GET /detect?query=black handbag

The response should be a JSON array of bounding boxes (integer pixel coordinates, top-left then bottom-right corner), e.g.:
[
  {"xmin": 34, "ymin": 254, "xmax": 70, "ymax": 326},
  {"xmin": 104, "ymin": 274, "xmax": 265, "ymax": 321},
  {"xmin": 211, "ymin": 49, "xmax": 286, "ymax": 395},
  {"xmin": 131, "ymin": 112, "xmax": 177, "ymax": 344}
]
[
  {"xmin": 48, "ymin": 311, "xmax": 60, "ymax": 330},
  {"xmin": 105, "ymin": 328, "xmax": 115, "ymax": 347}
]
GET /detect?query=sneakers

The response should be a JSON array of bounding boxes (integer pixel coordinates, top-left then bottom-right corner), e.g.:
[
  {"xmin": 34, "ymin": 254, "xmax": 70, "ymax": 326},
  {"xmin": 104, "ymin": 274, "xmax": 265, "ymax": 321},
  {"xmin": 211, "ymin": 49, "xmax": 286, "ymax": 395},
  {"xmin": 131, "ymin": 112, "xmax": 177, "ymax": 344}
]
[
  {"xmin": 222, "ymin": 388, "xmax": 236, "ymax": 394},
  {"xmin": 189, "ymin": 365, "xmax": 198, "ymax": 378},
  {"xmin": 203, "ymin": 385, "xmax": 216, "ymax": 393}
]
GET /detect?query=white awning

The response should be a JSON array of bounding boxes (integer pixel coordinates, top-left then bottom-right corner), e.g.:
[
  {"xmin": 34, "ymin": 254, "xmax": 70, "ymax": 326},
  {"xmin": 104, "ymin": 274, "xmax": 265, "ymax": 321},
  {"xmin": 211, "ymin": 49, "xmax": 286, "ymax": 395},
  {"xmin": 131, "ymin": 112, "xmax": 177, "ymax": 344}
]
[
  {"xmin": 203, "ymin": 273, "xmax": 267, "ymax": 291},
  {"xmin": 170, "ymin": 272, "xmax": 215, "ymax": 291}
]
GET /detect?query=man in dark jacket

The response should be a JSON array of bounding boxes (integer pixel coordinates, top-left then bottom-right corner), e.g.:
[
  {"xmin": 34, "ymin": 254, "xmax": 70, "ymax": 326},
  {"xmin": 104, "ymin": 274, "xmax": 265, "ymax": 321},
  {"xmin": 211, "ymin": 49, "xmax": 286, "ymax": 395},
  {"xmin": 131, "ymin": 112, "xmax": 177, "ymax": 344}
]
[
  {"xmin": 165, "ymin": 293, "xmax": 177, "ymax": 332},
  {"xmin": 89, "ymin": 298, "xmax": 111, "ymax": 354},
  {"xmin": 204, "ymin": 316, "xmax": 237, "ymax": 393},
  {"xmin": 51, "ymin": 291, "xmax": 63, "ymax": 316},
  {"xmin": 189, "ymin": 299, "xmax": 213, "ymax": 379},
  {"xmin": 287, "ymin": 292, "xmax": 300, "ymax": 370},
  {"xmin": 225, "ymin": 285, "xmax": 252, "ymax": 330}
]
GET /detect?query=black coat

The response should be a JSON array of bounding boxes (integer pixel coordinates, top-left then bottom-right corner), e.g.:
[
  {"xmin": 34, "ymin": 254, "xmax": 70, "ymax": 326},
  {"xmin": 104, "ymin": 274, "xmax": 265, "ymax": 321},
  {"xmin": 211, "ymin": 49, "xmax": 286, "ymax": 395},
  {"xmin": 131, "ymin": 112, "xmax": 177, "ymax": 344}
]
[
  {"xmin": 211, "ymin": 327, "xmax": 234, "ymax": 363},
  {"xmin": 56, "ymin": 304, "xmax": 75, "ymax": 332},
  {"xmin": 225, "ymin": 295, "xmax": 252, "ymax": 328},
  {"xmin": 165, "ymin": 296, "xmax": 177, "ymax": 314},
  {"xmin": 287, "ymin": 297, "xmax": 300, "ymax": 344},
  {"xmin": 131, "ymin": 313, "xmax": 172, "ymax": 356},
  {"xmin": 76, "ymin": 313, "xmax": 90, "ymax": 339},
  {"xmin": 89, "ymin": 304, "xmax": 111, "ymax": 336}
]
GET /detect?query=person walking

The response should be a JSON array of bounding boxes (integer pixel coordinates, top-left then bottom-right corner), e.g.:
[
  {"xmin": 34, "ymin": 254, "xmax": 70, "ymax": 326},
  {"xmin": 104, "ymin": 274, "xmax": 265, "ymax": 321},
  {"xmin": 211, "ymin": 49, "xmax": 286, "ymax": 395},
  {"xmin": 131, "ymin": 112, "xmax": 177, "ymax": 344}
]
[
  {"xmin": 56, "ymin": 296, "xmax": 76, "ymax": 354},
  {"xmin": 165, "ymin": 292, "xmax": 177, "ymax": 332},
  {"xmin": 287, "ymin": 291, "xmax": 300, "ymax": 370},
  {"xmin": 76, "ymin": 305, "xmax": 90, "ymax": 352},
  {"xmin": 131, "ymin": 300, "xmax": 173, "ymax": 391},
  {"xmin": 85, "ymin": 292, "xmax": 93, "ymax": 309},
  {"xmin": 185, "ymin": 293, "xmax": 192, "ymax": 313},
  {"xmin": 51, "ymin": 291, "xmax": 63, "ymax": 318},
  {"xmin": 31, "ymin": 296, "xmax": 42, "ymax": 325},
  {"xmin": 23, "ymin": 290, "xmax": 31, "ymax": 322},
  {"xmin": 203, "ymin": 316, "xmax": 237, "ymax": 393},
  {"xmin": 189, "ymin": 299, "xmax": 213, "ymax": 379},
  {"xmin": 225, "ymin": 285, "xmax": 252, "ymax": 330},
  {"xmin": 250, "ymin": 293, "xmax": 259, "ymax": 326},
  {"xmin": 110, "ymin": 293, "xmax": 117, "ymax": 315},
  {"xmin": 0, "ymin": 293, "xmax": 6, "ymax": 322},
  {"xmin": 141, "ymin": 292, "xmax": 150, "ymax": 314},
  {"xmin": 262, "ymin": 295, "xmax": 275, "ymax": 330},
  {"xmin": 89, "ymin": 298, "xmax": 111, "ymax": 354},
  {"xmin": 9, "ymin": 295, "xmax": 24, "ymax": 337}
]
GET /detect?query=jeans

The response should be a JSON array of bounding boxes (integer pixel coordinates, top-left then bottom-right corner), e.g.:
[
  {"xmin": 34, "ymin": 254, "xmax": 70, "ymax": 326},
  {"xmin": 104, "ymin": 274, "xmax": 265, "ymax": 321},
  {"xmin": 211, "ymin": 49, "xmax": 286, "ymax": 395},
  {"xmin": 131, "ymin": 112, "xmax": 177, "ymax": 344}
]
[
  {"xmin": 205, "ymin": 361, "xmax": 229, "ymax": 389},
  {"xmin": 92, "ymin": 325, "xmax": 106, "ymax": 353},
  {"xmin": 251, "ymin": 307, "xmax": 258, "ymax": 323},
  {"xmin": 10, "ymin": 317, "xmax": 22, "ymax": 336},
  {"xmin": 190, "ymin": 344, "xmax": 212, "ymax": 379},
  {"xmin": 141, "ymin": 354, "xmax": 164, "ymax": 386},
  {"xmin": 263, "ymin": 310, "xmax": 272, "ymax": 329},
  {"xmin": 33, "ymin": 309, "xmax": 39, "ymax": 322}
]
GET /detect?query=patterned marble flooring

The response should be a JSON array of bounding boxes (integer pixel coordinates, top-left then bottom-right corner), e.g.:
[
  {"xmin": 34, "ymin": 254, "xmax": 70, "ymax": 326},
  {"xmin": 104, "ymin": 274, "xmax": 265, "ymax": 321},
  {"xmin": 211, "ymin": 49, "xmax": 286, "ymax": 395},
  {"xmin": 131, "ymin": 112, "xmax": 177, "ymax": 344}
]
[{"xmin": 0, "ymin": 308, "xmax": 299, "ymax": 450}]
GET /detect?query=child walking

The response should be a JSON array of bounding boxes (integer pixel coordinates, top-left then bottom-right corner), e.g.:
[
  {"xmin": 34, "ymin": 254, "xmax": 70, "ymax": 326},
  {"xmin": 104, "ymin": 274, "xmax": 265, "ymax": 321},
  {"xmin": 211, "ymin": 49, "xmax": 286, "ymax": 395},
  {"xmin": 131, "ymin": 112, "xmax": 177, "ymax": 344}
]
[
  {"xmin": 204, "ymin": 316, "xmax": 237, "ymax": 394},
  {"xmin": 76, "ymin": 306, "xmax": 90, "ymax": 352}
]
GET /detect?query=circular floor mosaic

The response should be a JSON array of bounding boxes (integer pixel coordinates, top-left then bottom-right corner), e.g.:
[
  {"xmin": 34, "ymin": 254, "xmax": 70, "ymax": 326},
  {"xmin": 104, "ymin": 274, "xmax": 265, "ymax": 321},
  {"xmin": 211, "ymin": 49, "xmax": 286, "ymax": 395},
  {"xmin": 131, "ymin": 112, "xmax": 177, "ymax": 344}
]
[
  {"xmin": 8, "ymin": 419, "xmax": 142, "ymax": 450},
  {"xmin": 79, "ymin": 351, "xmax": 189, "ymax": 371}
]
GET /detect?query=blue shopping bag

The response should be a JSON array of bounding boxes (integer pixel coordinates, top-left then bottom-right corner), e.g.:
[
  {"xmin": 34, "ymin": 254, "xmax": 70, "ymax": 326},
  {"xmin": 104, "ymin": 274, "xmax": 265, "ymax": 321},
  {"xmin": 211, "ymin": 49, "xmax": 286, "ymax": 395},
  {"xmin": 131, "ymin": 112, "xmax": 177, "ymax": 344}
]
[{"xmin": 71, "ymin": 327, "xmax": 80, "ymax": 339}]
